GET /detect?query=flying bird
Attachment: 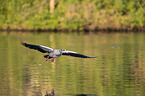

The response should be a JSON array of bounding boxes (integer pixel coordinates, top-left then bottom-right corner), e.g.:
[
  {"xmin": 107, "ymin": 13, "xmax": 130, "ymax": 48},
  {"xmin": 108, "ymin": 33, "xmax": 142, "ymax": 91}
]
[{"xmin": 21, "ymin": 42, "xmax": 96, "ymax": 62}]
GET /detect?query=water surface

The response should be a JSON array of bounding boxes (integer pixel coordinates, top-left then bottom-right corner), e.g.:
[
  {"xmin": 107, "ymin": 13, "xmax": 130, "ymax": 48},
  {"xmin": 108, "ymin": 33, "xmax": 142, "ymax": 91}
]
[{"xmin": 0, "ymin": 32, "xmax": 145, "ymax": 96}]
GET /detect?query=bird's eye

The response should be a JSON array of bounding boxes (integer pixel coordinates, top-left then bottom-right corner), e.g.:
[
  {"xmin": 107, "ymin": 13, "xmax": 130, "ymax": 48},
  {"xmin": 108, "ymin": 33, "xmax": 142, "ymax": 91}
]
[{"xmin": 61, "ymin": 49, "xmax": 66, "ymax": 51}]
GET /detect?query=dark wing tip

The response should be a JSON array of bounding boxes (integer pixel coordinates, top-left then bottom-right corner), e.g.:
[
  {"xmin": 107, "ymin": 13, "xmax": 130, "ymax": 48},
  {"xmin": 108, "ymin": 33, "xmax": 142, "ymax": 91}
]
[
  {"xmin": 21, "ymin": 42, "xmax": 27, "ymax": 44},
  {"xmin": 21, "ymin": 42, "xmax": 26, "ymax": 45},
  {"xmin": 21, "ymin": 42, "xmax": 30, "ymax": 47},
  {"xmin": 74, "ymin": 53, "xmax": 97, "ymax": 58},
  {"xmin": 81, "ymin": 56, "xmax": 97, "ymax": 58},
  {"xmin": 87, "ymin": 56, "xmax": 97, "ymax": 58}
]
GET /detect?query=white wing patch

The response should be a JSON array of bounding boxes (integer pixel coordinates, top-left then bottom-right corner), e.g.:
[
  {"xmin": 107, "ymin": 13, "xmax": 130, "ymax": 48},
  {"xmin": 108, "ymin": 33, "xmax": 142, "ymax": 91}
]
[
  {"xmin": 63, "ymin": 50, "xmax": 78, "ymax": 53},
  {"xmin": 40, "ymin": 45, "xmax": 53, "ymax": 52}
]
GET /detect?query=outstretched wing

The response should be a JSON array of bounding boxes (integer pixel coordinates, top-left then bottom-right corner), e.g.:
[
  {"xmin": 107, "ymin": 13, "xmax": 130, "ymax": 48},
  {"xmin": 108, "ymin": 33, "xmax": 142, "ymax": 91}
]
[
  {"xmin": 62, "ymin": 51, "xmax": 96, "ymax": 58},
  {"xmin": 21, "ymin": 42, "xmax": 53, "ymax": 53}
]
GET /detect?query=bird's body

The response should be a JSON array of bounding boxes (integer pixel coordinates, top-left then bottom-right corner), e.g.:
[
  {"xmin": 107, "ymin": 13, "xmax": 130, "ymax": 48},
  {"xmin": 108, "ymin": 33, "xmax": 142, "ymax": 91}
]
[
  {"xmin": 49, "ymin": 49, "xmax": 62, "ymax": 58},
  {"xmin": 22, "ymin": 42, "xmax": 96, "ymax": 62}
]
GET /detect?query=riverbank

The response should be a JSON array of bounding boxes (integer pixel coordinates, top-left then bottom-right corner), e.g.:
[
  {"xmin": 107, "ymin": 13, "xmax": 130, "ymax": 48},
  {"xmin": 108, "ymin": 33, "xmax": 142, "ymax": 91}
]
[{"xmin": 0, "ymin": 27, "xmax": 145, "ymax": 33}]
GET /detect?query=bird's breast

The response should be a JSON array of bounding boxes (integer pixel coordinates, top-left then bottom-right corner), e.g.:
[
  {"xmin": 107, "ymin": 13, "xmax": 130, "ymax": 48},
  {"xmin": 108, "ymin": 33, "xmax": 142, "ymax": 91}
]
[
  {"xmin": 53, "ymin": 50, "xmax": 61, "ymax": 55},
  {"xmin": 49, "ymin": 49, "xmax": 62, "ymax": 58}
]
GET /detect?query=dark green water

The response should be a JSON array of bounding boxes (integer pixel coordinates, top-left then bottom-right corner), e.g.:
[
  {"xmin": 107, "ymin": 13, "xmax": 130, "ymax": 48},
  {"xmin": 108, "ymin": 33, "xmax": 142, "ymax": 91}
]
[{"xmin": 0, "ymin": 32, "xmax": 145, "ymax": 96}]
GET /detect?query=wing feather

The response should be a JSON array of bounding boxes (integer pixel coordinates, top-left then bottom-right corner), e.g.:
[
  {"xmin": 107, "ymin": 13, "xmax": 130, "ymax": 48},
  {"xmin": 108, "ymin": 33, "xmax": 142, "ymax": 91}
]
[
  {"xmin": 62, "ymin": 51, "xmax": 96, "ymax": 58},
  {"xmin": 21, "ymin": 42, "xmax": 53, "ymax": 53}
]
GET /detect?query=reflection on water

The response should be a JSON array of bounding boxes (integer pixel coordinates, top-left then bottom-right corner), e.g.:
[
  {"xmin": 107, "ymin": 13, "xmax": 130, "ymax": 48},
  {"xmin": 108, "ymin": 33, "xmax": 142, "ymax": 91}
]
[{"xmin": 0, "ymin": 32, "xmax": 145, "ymax": 96}]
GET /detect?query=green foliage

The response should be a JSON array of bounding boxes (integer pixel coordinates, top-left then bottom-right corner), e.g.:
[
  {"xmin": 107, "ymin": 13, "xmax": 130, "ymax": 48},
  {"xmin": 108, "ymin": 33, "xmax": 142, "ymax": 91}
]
[{"xmin": 0, "ymin": 0, "xmax": 145, "ymax": 31}]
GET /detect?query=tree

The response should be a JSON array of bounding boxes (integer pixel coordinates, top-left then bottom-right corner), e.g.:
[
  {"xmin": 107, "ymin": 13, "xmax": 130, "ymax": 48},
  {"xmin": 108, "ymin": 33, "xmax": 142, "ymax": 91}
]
[{"xmin": 50, "ymin": 0, "xmax": 55, "ymax": 13}]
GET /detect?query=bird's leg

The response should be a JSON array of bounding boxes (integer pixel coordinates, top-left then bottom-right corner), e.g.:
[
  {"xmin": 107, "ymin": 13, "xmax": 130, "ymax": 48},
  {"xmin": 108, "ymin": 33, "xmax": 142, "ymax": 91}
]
[
  {"xmin": 45, "ymin": 56, "xmax": 49, "ymax": 61},
  {"xmin": 51, "ymin": 58, "xmax": 55, "ymax": 62},
  {"xmin": 51, "ymin": 89, "xmax": 55, "ymax": 95}
]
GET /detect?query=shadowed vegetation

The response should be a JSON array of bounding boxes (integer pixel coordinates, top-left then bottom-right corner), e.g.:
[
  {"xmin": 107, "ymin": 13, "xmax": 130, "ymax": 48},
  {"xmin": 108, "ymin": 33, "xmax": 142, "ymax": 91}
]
[{"xmin": 0, "ymin": 0, "xmax": 145, "ymax": 32}]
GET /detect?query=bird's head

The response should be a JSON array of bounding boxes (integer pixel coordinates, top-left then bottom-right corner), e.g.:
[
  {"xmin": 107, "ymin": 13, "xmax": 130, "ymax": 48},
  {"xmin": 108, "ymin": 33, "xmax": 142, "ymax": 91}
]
[
  {"xmin": 61, "ymin": 49, "xmax": 66, "ymax": 51},
  {"xmin": 61, "ymin": 49, "xmax": 68, "ymax": 53}
]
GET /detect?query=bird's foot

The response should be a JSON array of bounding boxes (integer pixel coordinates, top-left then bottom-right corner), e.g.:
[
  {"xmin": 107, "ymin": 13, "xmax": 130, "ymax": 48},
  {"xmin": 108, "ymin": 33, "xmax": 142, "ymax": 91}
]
[
  {"xmin": 51, "ymin": 58, "xmax": 54, "ymax": 62},
  {"xmin": 45, "ymin": 56, "xmax": 49, "ymax": 61}
]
